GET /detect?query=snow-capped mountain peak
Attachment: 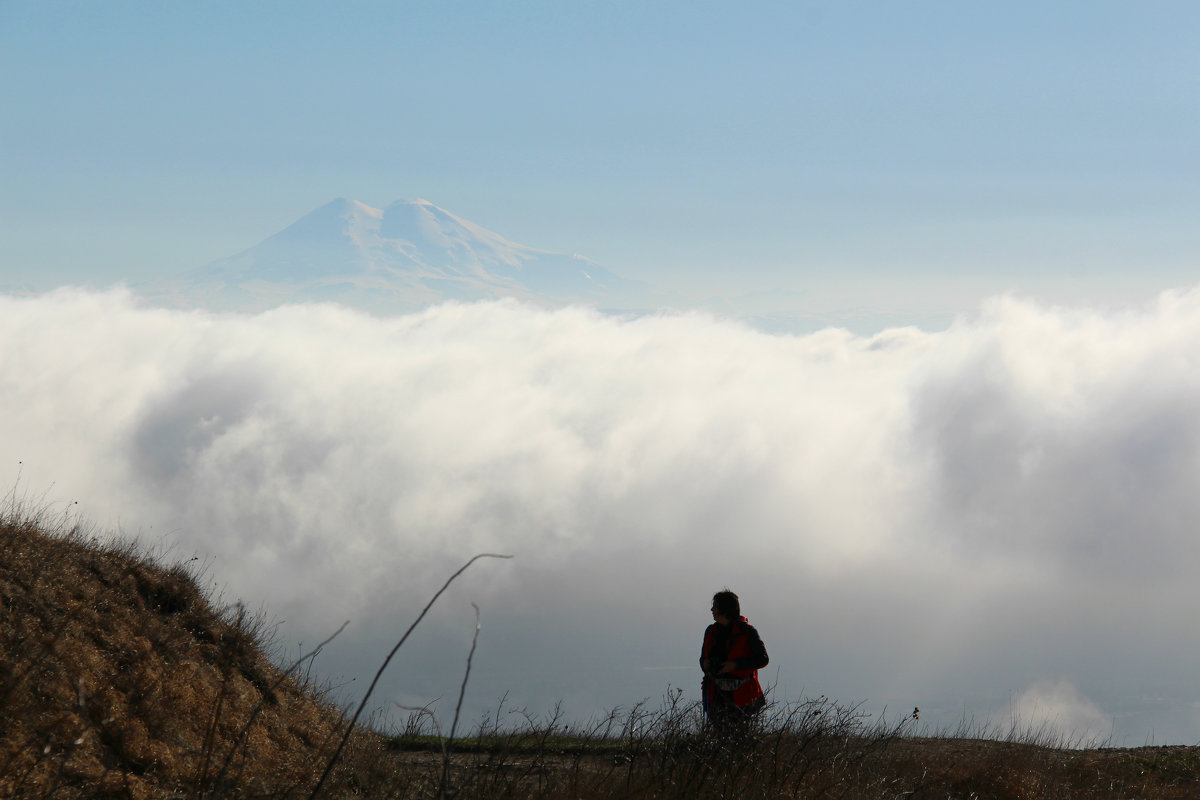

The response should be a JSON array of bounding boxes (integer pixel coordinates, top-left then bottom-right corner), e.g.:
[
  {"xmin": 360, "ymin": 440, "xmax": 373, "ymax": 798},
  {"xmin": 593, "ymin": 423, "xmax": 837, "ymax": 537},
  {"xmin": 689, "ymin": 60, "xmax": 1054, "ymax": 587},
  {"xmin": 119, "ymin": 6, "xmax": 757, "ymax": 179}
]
[{"xmin": 157, "ymin": 198, "xmax": 639, "ymax": 313}]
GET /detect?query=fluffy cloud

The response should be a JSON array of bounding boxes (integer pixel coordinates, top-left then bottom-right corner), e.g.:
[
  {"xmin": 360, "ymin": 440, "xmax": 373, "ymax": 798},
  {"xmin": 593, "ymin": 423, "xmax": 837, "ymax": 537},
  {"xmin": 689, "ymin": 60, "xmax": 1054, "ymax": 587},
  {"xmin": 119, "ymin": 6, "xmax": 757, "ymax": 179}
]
[
  {"xmin": 4, "ymin": 287, "xmax": 1200, "ymax": 742},
  {"xmin": 997, "ymin": 681, "xmax": 1112, "ymax": 745}
]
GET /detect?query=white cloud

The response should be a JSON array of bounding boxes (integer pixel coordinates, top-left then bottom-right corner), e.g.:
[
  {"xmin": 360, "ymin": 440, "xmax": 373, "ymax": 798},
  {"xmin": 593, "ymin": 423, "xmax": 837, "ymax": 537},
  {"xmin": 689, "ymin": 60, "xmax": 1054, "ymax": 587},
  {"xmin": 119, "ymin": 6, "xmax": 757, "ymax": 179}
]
[
  {"xmin": 4, "ymin": 286, "xmax": 1200, "ymax": 742},
  {"xmin": 999, "ymin": 680, "xmax": 1113, "ymax": 745}
]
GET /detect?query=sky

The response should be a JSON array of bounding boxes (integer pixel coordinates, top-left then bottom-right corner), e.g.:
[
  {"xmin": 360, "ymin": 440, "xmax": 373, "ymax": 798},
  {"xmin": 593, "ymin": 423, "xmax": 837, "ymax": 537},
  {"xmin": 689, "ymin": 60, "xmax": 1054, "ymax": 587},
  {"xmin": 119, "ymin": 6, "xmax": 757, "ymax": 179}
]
[
  {"xmin": 2, "ymin": 1, "xmax": 1200, "ymax": 744},
  {"xmin": 3, "ymin": 1, "xmax": 1199, "ymax": 323}
]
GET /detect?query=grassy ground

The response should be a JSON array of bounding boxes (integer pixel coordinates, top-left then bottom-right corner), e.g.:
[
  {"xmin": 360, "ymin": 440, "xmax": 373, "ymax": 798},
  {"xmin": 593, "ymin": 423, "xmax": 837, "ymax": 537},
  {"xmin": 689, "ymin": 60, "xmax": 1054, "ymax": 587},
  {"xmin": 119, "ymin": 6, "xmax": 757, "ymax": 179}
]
[
  {"xmin": 378, "ymin": 705, "xmax": 1200, "ymax": 799},
  {"xmin": 4, "ymin": 499, "xmax": 1200, "ymax": 799}
]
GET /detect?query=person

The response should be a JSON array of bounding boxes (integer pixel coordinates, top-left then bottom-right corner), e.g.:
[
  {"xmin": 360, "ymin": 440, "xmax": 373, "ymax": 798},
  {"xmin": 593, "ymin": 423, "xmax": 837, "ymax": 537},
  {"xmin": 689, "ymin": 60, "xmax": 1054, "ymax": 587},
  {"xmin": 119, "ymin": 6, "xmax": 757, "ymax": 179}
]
[{"xmin": 700, "ymin": 589, "xmax": 769, "ymax": 733}]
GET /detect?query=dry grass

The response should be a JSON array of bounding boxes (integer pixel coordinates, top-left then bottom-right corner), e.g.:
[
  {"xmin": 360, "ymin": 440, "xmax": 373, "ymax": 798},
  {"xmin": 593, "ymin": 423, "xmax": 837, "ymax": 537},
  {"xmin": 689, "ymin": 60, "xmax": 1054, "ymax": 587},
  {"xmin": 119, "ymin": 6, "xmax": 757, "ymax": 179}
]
[
  {"xmin": 0, "ymin": 499, "xmax": 386, "ymax": 799},
  {"xmin": 383, "ymin": 697, "xmax": 1200, "ymax": 799},
  {"xmin": 4, "ymin": 497, "xmax": 1200, "ymax": 799}
]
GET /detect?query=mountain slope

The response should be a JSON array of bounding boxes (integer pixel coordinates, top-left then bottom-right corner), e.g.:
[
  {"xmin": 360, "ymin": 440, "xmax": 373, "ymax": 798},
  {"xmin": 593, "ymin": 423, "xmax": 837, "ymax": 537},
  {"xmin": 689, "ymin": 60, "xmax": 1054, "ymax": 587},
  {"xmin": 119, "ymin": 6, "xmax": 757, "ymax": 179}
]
[
  {"xmin": 0, "ymin": 510, "xmax": 381, "ymax": 799},
  {"xmin": 160, "ymin": 198, "xmax": 642, "ymax": 312}
]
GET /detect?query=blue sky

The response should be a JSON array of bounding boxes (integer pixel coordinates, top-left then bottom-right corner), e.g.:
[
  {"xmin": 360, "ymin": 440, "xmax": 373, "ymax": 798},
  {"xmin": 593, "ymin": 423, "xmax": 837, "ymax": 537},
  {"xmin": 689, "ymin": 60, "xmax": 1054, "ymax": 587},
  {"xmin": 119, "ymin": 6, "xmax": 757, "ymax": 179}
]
[{"xmin": 3, "ymin": 1, "xmax": 1197, "ymax": 320}]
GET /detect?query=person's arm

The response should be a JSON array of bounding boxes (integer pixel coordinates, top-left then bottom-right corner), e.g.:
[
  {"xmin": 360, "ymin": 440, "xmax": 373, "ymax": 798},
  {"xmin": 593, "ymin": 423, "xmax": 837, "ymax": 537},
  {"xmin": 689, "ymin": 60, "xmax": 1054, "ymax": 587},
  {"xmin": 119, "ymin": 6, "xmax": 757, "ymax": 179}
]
[{"xmin": 729, "ymin": 625, "xmax": 768, "ymax": 672}]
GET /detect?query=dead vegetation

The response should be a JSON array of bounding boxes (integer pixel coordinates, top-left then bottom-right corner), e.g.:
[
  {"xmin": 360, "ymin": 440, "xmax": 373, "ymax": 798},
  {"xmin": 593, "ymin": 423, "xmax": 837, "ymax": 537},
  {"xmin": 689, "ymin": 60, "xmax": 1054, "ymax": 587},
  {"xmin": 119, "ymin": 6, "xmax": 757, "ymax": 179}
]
[
  {"xmin": 0, "ymin": 501, "xmax": 386, "ymax": 799},
  {"xmin": 4, "ymin": 498, "xmax": 1200, "ymax": 799},
  {"xmin": 383, "ymin": 698, "xmax": 1200, "ymax": 799}
]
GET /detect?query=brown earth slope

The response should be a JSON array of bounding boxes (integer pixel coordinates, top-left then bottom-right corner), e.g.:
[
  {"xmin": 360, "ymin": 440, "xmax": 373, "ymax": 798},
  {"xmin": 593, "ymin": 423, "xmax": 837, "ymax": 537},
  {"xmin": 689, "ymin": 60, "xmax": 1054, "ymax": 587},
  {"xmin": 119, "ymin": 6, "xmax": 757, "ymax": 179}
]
[{"xmin": 0, "ymin": 510, "xmax": 380, "ymax": 799}]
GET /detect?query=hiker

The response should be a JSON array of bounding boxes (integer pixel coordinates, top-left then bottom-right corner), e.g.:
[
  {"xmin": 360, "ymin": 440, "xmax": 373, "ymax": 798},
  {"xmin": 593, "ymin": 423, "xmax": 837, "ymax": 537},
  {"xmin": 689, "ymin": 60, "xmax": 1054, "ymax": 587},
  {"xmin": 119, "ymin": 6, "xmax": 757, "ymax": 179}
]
[{"xmin": 700, "ymin": 589, "xmax": 769, "ymax": 733}]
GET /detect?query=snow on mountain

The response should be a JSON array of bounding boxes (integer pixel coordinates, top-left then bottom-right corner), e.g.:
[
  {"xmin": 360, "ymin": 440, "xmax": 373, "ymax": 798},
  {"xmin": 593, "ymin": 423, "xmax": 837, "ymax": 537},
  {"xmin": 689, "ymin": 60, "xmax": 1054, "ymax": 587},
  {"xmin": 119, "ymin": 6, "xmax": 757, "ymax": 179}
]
[{"xmin": 154, "ymin": 198, "xmax": 642, "ymax": 313}]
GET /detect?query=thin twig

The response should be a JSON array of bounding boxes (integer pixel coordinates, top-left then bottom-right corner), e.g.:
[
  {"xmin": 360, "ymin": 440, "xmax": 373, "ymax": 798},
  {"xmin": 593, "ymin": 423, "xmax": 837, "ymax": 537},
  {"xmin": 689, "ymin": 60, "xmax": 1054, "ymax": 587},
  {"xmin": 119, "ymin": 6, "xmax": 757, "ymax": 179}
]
[
  {"xmin": 206, "ymin": 620, "xmax": 349, "ymax": 796},
  {"xmin": 307, "ymin": 552, "xmax": 512, "ymax": 800},
  {"xmin": 439, "ymin": 603, "xmax": 483, "ymax": 799}
]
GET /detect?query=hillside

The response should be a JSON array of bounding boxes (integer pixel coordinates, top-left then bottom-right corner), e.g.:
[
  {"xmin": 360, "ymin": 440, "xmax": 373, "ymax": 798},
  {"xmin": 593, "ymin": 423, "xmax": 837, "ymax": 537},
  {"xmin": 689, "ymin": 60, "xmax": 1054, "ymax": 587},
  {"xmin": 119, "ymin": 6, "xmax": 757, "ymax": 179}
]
[{"xmin": 0, "ymin": 508, "xmax": 383, "ymax": 799}]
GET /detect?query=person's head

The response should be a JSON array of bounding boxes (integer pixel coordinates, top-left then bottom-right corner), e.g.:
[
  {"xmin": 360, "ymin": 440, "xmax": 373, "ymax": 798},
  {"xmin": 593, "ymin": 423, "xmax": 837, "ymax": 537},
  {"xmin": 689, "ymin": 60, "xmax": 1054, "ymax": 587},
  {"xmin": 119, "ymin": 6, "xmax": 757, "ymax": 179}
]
[{"xmin": 711, "ymin": 589, "xmax": 740, "ymax": 624}]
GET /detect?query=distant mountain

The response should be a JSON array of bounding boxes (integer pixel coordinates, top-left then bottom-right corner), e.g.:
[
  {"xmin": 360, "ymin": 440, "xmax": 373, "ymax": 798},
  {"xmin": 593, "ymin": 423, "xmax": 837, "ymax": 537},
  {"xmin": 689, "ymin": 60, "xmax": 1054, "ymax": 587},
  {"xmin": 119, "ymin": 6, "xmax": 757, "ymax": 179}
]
[{"xmin": 150, "ymin": 198, "xmax": 646, "ymax": 313}]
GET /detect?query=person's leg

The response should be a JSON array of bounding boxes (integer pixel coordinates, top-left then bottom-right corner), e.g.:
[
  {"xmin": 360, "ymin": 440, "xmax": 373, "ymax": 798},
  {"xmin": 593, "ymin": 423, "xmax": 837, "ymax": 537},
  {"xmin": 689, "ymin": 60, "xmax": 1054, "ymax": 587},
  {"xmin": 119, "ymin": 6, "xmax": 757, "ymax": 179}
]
[{"xmin": 707, "ymin": 701, "xmax": 751, "ymax": 745}]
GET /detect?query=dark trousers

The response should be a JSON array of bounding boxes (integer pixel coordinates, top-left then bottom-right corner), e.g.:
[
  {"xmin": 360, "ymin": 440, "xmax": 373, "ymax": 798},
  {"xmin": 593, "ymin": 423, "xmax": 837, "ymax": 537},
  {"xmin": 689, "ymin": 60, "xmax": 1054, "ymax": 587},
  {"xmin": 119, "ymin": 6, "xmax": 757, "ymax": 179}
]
[{"xmin": 706, "ymin": 693, "xmax": 763, "ymax": 740}]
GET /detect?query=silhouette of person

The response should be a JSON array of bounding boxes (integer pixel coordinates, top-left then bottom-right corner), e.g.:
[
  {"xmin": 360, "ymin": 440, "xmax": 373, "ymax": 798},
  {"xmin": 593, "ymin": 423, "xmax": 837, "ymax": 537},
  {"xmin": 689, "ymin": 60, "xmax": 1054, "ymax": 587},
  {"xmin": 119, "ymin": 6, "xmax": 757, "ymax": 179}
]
[{"xmin": 700, "ymin": 589, "xmax": 769, "ymax": 733}]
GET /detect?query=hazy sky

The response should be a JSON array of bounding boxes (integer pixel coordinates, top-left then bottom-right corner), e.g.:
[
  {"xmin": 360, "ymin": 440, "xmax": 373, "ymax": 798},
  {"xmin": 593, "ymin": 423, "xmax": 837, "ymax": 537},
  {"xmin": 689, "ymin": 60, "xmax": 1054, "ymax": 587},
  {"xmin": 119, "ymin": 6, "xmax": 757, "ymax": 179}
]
[
  {"xmin": 3, "ymin": 1, "xmax": 1200, "ymax": 745},
  {"xmin": 3, "ymin": 1, "xmax": 1198, "ymax": 324}
]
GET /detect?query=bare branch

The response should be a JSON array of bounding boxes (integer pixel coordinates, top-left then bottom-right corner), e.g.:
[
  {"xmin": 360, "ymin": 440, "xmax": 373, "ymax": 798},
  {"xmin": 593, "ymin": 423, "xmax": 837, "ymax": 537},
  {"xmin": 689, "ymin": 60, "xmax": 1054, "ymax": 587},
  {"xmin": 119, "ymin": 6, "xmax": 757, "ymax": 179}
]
[
  {"xmin": 439, "ymin": 602, "xmax": 483, "ymax": 799},
  {"xmin": 307, "ymin": 552, "xmax": 512, "ymax": 799}
]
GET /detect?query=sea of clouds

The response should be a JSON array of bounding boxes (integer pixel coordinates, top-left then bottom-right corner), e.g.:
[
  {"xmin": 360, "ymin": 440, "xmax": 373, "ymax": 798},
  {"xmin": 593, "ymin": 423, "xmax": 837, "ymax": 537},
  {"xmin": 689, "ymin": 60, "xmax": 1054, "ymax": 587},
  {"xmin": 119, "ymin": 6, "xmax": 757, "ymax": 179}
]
[{"xmin": 5, "ymin": 286, "xmax": 1200, "ymax": 743}]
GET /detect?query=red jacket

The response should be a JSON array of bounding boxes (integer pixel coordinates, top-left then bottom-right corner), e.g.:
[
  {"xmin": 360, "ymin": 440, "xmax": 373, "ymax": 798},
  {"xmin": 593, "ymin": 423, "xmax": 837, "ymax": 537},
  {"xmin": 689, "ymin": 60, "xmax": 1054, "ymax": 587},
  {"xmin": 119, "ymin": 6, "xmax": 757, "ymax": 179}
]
[{"xmin": 700, "ymin": 616, "xmax": 768, "ymax": 711}]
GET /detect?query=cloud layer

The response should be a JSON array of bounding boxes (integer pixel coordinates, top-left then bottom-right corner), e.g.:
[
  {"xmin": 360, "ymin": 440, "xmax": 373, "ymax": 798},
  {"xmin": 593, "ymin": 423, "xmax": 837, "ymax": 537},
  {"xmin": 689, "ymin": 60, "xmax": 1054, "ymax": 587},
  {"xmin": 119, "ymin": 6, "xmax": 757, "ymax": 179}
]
[{"xmin": 4, "ymin": 287, "xmax": 1200, "ymax": 742}]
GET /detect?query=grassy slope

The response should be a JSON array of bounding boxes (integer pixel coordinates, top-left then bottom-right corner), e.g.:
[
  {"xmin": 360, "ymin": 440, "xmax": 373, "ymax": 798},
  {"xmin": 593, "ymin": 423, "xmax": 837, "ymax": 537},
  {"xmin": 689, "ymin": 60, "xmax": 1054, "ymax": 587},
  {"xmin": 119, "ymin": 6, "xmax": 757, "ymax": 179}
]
[
  {"xmin": 0, "ymin": 509, "xmax": 385, "ymax": 799},
  {"xmin": 4, "ymin": 506, "xmax": 1200, "ymax": 799}
]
